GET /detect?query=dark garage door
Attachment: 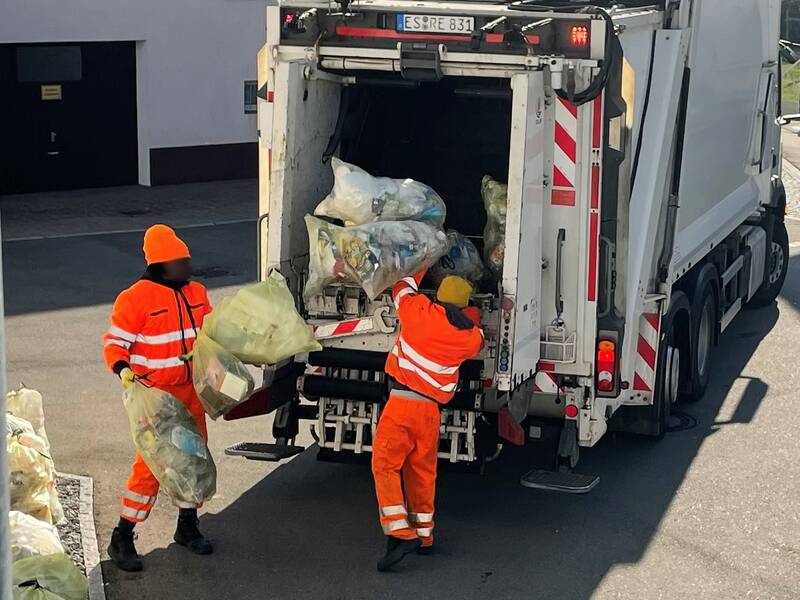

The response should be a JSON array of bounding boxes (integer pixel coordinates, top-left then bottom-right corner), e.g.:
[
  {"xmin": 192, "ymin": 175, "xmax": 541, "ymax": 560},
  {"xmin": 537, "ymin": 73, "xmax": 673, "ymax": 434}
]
[{"xmin": 0, "ymin": 42, "xmax": 138, "ymax": 194}]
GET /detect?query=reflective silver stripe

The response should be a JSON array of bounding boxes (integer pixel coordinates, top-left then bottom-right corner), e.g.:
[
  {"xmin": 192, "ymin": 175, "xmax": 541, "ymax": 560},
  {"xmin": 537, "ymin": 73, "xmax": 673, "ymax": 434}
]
[
  {"xmin": 380, "ymin": 505, "xmax": 407, "ymax": 517},
  {"xmin": 392, "ymin": 349, "xmax": 458, "ymax": 393},
  {"xmin": 129, "ymin": 355, "xmax": 186, "ymax": 369},
  {"xmin": 401, "ymin": 277, "xmax": 418, "ymax": 291},
  {"xmin": 105, "ymin": 339, "xmax": 131, "ymax": 349},
  {"xmin": 416, "ymin": 527, "xmax": 433, "ymax": 537},
  {"xmin": 383, "ymin": 519, "xmax": 411, "ymax": 534},
  {"xmin": 121, "ymin": 506, "xmax": 149, "ymax": 521},
  {"xmin": 398, "ymin": 337, "xmax": 459, "ymax": 375},
  {"xmin": 108, "ymin": 325, "xmax": 136, "ymax": 342},
  {"xmin": 124, "ymin": 491, "xmax": 156, "ymax": 505},
  {"xmin": 136, "ymin": 329, "xmax": 198, "ymax": 345},
  {"xmin": 409, "ymin": 512, "xmax": 434, "ymax": 523},
  {"xmin": 390, "ymin": 390, "xmax": 434, "ymax": 403},
  {"xmin": 394, "ymin": 287, "xmax": 415, "ymax": 309}
]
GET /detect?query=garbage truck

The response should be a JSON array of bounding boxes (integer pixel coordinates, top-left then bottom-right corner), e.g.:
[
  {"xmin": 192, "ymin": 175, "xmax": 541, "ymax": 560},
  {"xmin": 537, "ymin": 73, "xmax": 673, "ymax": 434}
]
[{"xmin": 225, "ymin": 0, "xmax": 787, "ymax": 492}]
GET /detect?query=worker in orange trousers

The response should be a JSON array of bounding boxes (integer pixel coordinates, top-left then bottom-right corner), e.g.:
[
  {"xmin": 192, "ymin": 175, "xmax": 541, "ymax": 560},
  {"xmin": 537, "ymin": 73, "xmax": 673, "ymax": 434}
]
[
  {"xmin": 372, "ymin": 272, "xmax": 483, "ymax": 571},
  {"xmin": 103, "ymin": 224, "xmax": 213, "ymax": 572}
]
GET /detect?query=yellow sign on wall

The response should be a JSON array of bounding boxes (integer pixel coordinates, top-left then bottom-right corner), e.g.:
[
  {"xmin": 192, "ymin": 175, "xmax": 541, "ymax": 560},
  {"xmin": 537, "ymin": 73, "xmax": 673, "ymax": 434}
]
[{"xmin": 41, "ymin": 85, "xmax": 62, "ymax": 101}]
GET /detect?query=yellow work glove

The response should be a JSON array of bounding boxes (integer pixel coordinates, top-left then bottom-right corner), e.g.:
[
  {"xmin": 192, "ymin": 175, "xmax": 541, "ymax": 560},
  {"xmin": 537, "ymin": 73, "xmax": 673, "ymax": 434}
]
[{"xmin": 119, "ymin": 367, "xmax": 136, "ymax": 390}]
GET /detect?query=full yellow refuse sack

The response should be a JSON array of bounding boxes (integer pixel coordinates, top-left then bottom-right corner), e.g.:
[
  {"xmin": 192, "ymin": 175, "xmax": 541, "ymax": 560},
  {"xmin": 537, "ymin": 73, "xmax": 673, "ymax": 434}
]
[
  {"xmin": 123, "ymin": 381, "xmax": 216, "ymax": 505},
  {"xmin": 192, "ymin": 331, "xmax": 255, "ymax": 419},
  {"xmin": 203, "ymin": 271, "xmax": 321, "ymax": 365},
  {"xmin": 9, "ymin": 511, "xmax": 64, "ymax": 562},
  {"xmin": 7, "ymin": 387, "xmax": 65, "ymax": 524},
  {"xmin": 7, "ymin": 415, "xmax": 55, "ymax": 524},
  {"xmin": 12, "ymin": 554, "xmax": 88, "ymax": 600}
]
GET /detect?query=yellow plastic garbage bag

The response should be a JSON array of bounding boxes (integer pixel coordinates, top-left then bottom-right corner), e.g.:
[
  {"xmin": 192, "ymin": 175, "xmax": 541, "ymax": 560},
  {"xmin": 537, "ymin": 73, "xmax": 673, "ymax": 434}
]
[
  {"xmin": 203, "ymin": 271, "xmax": 321, "ymax": 365},
  {"xmin": 304, "ymin": 215, "xmax": 448, "ymax": 301},
  {"xmin": 123, "ymin": 380, "xmax": 216, "ymax": 505},
  {"xmin": 481, "ymin": 175, "xmax": 508, "ymax": 280},
  {"xmin": 314, "ymin": 158, "xmax": 446, "ymax": 227},
  {"xmin": 9, "ymin": 511, "xmax": 64, "ymax": 562},
  {"xmin": 12, "ymin": 554, "xmax": 88, "ymax": 600},
  {"xmin": 7, "ymin": 415, "xmax": 55, "ymax": 524},
  {"xmin": 192, "ymin": 331, "xmax": 255, "ymax": 419},
  {"xmin": 7, "ymin": 387, "xmax": 65, "ymax": 524}
]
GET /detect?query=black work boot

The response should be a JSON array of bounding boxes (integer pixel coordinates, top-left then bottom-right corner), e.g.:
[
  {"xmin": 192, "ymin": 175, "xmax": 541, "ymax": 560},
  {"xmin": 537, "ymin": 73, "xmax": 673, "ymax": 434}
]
[
  {"xmin": 108, "ymin": 527, "xmax": 143, "ymax": 572},
  {"xmin": 377, "ymin": 536, "xmax": 421, "ymax": 572},
  {"xmin": 174, "ymin": 509, "xmax": 213, "ymax": 555}
]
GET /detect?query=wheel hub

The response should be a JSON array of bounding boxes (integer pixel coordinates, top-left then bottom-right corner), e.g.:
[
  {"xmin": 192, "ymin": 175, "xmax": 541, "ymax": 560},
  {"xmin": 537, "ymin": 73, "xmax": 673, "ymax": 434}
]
[{"xmin": 769, "ymin": 241, "xmax": 785, "ymax": 285}]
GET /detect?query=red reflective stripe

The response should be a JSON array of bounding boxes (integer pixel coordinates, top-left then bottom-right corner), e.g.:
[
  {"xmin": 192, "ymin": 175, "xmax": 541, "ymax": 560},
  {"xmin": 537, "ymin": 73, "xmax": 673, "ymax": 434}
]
[
  {"xmin": 334, "ymin": 26, "xmax": 539, "ymax": 44},
  {"xmin": 637, "ymin": 335, "xmax": 657, "ymax": 370},
  {"xmin": 633, "ymin": 373, "xmax": 651, "ymax": 392},
  {"xmin": 267, "ymin": 90, "xmax": 274, "ymax": 103},
  {"xmin": 644, "ymin": 312, "xmax": 660, "ymax": 331},
  {"xmin": 552, "ymin": 189, "xmax": 576, "ymax": 206},
  {"xmin": 587, "ymin": 212, "xmax": 599, "ymax": 301},
  {"xmin": 553, "ymin": 166, "xmax": 573, "ymax": 188},
  {"xmin": 592, "ymin": 96, "xmax": 602, "ymax": 148},
  {"xmin": 555, "ymin": 122, "xmax": 577, "ymax": 162},
  {"xmin": 591, "ymin": 164, "xmax": 600, "ymax": 210},
  {"xmin": 559, "ymin": 96, "xmax": 578, "ymax": 118},
  {"xmin": 537, "ymin": 361, "xmax": 556, "ymax": 372},
  {"xmin": 335, "ymin": 320, "xmax": 360, "ymax": 335}
]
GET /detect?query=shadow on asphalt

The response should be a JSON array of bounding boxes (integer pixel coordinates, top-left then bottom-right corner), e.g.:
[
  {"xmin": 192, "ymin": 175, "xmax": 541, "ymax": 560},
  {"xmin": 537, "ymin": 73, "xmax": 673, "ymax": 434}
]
[
  {"xmin": 105, "ymin": 260, "xmax": 798, "ymax": 600},
  {"xmin": 2, "ymin": 222, "xmax": 256, "ymax": 316}
]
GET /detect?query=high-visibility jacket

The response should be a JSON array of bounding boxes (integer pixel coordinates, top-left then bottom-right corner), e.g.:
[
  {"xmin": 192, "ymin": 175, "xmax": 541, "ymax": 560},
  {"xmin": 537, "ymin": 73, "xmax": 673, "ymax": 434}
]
[
  {"xmin": 385, "ymin": 272, "xmax": 483, "ymax": 403},
  {"xmin": 103, "ymin": 275, "xmax": 212, "ymax": 386}
]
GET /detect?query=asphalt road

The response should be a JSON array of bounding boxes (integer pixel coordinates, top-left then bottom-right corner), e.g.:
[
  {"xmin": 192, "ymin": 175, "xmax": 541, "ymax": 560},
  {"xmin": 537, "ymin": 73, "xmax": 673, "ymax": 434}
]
[{"xmin": 4, "ymin": 204, "xmax": 800, "ymax": 599}]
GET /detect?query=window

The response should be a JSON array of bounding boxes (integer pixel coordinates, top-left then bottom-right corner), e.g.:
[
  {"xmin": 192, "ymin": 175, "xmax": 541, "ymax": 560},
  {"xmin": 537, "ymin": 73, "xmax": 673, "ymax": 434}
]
[
  {"xmin": 244, "ymin": 80, "xmax": 257, "ymax": 114},
  {"xmin": 16, "ymin": 46, "xmax": 82, "ymax": 82}
]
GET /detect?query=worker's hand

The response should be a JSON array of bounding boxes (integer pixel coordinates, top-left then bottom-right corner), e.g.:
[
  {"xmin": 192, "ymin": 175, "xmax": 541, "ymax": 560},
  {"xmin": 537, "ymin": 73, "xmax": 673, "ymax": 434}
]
[{"xmin": 119, "ymin": 367, "xmax": 136, "ymax": 390}]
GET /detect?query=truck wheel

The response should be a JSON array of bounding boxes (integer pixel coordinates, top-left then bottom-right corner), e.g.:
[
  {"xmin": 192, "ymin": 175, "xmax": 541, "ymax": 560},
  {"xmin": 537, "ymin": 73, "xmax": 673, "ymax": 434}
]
[
  {"xmin": 746, "ymin": 221, "xmax": 789, "ymax": 309},
  {"xmin": 649, "ymin": 291, "xmax": 690, "ymax": 439},
  {"xmin": 683, "ymin": 265, "xmax": 718, "ymax": 402}
]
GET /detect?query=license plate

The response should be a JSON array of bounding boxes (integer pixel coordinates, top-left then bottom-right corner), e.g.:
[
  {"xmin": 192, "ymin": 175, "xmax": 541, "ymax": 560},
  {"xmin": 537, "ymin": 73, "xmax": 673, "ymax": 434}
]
[{"xmin": 397, "ymin": 14, "xmax": 475, "ymax": 35}]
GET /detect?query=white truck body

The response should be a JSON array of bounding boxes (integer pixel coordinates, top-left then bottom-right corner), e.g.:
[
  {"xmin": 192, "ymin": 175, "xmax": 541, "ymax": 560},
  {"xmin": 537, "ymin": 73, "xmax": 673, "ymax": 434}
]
[{"xmin": 241, "ymin": 0, "xmax": 786, "ymax": 482}]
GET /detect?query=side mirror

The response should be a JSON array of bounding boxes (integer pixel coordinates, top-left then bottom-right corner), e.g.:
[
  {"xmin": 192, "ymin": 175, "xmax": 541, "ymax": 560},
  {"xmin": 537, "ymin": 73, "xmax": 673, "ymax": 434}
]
[{"xmin": 778, "ymin": 114, "xmax": 800, "ymax": 126}]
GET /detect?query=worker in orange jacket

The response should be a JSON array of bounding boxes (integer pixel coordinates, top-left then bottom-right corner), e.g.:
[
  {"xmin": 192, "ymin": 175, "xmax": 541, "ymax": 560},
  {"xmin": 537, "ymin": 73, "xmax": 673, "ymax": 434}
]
[
  {"xmin": 103, "ymin": 224, "xmax": 213, "ymax": 572},
  {"xmin": 372, "ymin": 272, "xmax": 483, "ymax": 571}
]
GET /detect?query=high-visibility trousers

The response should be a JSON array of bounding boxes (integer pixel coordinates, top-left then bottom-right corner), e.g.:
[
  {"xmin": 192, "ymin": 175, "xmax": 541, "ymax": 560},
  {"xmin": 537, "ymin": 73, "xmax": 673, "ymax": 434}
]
[
  {"xmin": 371, "ymin": 390, "xmax": 440, "ymax": 547},
  {"xmin": 120, "ymin": 382, "xmax": 208, "ymax": 523}
]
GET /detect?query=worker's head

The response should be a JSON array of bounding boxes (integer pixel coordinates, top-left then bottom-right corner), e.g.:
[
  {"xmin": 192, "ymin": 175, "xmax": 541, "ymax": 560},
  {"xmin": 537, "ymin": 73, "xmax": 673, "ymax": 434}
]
[
  {"xmin": 436, "ymin": 275, "xmax": 473, "ymax": 309},
  {"xmin": 143, "ymin": 224, "xmax": 192, "ymax": 281}
]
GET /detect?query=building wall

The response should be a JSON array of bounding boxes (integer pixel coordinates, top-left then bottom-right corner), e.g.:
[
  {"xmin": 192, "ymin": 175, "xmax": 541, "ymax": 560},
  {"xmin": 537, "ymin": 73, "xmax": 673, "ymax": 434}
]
[{"xmin": 0, "ymin": 0, "xmax": 265, "ymax": 185}]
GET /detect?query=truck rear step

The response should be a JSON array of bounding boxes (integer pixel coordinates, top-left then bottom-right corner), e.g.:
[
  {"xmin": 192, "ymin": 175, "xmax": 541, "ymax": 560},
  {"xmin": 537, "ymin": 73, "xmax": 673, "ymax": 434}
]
[
  {"xmin": 520, "ymin": 469, "xmax": 599, "ymax": 494},
  {"xmin": 225, "ymin": 442, "xmax": 305, "ymax": 462}
]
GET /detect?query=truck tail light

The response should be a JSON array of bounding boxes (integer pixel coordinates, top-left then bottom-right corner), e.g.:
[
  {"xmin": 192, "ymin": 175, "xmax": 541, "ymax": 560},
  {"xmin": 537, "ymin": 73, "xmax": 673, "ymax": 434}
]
[
  {"xmin": 596, "ymin": 339, "xmax": 616, "ymax": 393},
  {"xmin": 569, "ymin": 25, "xmax": 590, "ymax": 47}
]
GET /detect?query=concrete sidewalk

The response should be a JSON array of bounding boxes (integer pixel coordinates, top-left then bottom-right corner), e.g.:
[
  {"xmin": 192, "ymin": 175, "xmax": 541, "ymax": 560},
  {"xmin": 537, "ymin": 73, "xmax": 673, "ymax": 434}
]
[{"xmin": 0, "ymin": 179, "xmax": 257, "ymax": 241}]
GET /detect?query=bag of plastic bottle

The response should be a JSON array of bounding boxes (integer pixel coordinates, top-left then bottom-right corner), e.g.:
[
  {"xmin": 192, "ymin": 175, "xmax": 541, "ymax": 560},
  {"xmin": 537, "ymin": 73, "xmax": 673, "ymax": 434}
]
[
  {"xmin": 304, "ymin": 215, "xmax": 448, "ymax": 301},
  {"xmin": 482, "ymin": 175, "xmax": 508, "ymax": 280},
  {"xmin": 7, "ymin": 415, "xmax": 56, "ymax": 524},
  {"xmin": 12, "ymin": 553, "xmax": 88, "ymax": 600},
  {"xmin": 9, "ymin": 511, "xmax": 64, "ymax": 562},
  {"xmin": 6, "ymin": 387, "xmax": 65, "ymax": 524},
  {"xmin": 202, "ymin": 271, "xmax": 321, "ymax": 365},
  {"xmin": 192, "ymin": 331, "xmax": 255, "ymax": 419},
  {"xmin": 313, "ymin": 158, "xmax": 447, "ymax": 227},
  {"xmin": 123, "ymin": 381, "xmax": 216, "ymax": 505},
  {"xmin": 427, "ymin": 230, "xmax": 485, "ymax": 287}
]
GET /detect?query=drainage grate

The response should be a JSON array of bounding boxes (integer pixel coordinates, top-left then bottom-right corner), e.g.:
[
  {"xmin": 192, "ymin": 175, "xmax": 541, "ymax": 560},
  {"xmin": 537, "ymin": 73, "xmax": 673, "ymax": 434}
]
[{"xmin": 193, "ymin": 266, "xmax": 231, "ymax": 279}]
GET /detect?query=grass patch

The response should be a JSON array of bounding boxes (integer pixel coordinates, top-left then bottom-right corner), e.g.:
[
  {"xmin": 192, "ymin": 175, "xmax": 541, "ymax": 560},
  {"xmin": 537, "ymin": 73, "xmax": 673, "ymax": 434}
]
[{"xmin": 783, "ymin": 61, "xmax": 800, "ymax": 105}]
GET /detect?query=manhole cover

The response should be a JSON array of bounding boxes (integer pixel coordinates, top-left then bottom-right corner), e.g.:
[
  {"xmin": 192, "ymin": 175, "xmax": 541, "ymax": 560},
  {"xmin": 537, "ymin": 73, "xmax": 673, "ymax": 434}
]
[
  {"xmin": 667, "ymin": 410, "xmax": 698, "ymax": 433},
  {"xmin": 119, "ymin": 208, "xmax": 151, "ymax": 217},
  {"xmin": 193, "ymin": 266, "xmax": 230, "ymax": 279}
]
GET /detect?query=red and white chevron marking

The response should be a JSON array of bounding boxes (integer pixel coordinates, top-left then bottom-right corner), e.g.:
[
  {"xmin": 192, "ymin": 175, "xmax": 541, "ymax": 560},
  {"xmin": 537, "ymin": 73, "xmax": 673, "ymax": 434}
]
[
  {"xmin": 313, "ymin": 318, "xmax": 374, "ymax": 340},
  {"xmin": 533, "ymin": 371, "xmax": 561, "ymax": 394},
  {"xmin": 633, "ymin": 312, "xmax": 661, "ymax": 392},
  {"xmin": 553, "ymin": 97, "xmax": 578, "ymax": 206}
]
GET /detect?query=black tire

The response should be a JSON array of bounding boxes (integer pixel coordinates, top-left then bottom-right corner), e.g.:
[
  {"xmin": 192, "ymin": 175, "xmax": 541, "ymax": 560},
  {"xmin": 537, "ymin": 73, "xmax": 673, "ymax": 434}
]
[
  {"xmin": 647, "ymin": 291, "xmax": 690, "ymax": 439},
  {"xmin": 747, "ymin": 221, "xmax": 789, "ymax": 309},
  {"xmin": 683, "ymin": 265, "xmax": 718, "ymax": 402}
]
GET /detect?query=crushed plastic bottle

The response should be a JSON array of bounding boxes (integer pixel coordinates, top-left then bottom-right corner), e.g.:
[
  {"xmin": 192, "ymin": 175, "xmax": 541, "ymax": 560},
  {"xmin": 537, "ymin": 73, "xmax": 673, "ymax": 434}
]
[{"xmin": 427, "ymin": 230, "xmax": 485, "ymax": 287}]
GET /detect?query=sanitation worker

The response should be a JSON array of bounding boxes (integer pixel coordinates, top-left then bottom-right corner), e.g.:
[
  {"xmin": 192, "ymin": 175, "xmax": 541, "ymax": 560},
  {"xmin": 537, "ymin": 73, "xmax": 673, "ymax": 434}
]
[
  {"xmin": 103, "ymin": 224, "xmax": 213, "ymax": 572},
  {"xmin": 372, "ymin": 272, "xmax": 483, "ymax": 571}
]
